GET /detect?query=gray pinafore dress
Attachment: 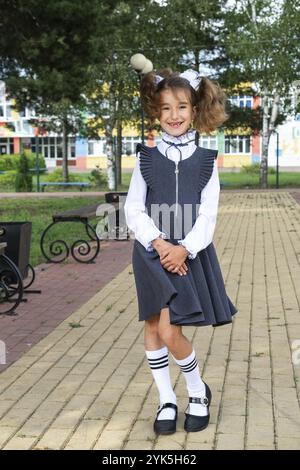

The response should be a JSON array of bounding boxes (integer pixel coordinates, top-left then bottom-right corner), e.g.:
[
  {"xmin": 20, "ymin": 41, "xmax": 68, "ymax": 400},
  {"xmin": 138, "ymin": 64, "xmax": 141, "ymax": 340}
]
[{"xmin": 131, "ymin": 141, "xmax": 238, "ymax": 327}]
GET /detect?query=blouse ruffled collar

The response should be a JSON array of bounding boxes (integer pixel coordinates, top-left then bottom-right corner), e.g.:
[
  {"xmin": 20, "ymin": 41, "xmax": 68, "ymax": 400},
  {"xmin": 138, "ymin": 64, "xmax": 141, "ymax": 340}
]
[{"xmin": 161, "ymin": 129, "xmax": 196, "ymax": 145}]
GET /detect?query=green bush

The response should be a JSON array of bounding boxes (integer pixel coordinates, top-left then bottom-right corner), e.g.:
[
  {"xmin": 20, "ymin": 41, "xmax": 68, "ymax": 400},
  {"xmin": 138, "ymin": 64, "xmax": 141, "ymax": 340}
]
[
  {"xmin": 88, "ymin": 165, "xmax": 107, "ymax": 188},
  {"xmin": 0, "ymin": 155, "xmax": 19, "ymax": 171},
  {"xmin": 26, "ymin": 153, "xmax": 46, "ymax": 171},
  {"xmin": 0, "ymin": 153, "xmax": 46, "ymax": 171},
  {"xmin": 241, "ymin": 162, "xmax": 276, "ymax": 175},
  {"xmin": 44, "ymin": 168, "xmax": 81, "ymax": 182},
  {"xmin": 0, "ymin": 170, "xmax": 17, "ymax": 189},
  {"xmin": 241, "ymin": 163, "xmax": 260, "ymax": 174},
  {"xmin": 15, "ymin": 153, "xmax": 33, "ymax": 192}
]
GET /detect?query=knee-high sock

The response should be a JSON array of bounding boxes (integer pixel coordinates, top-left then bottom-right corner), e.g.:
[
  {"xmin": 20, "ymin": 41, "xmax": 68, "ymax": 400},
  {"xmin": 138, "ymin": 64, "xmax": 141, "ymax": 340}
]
[
  {"xmin": 172, "ymin": 349, "xmax": 208, "ymax": 417},
  {"xmin": 146, "ymin": 346, "xmax": 176, "ymax": 420}
]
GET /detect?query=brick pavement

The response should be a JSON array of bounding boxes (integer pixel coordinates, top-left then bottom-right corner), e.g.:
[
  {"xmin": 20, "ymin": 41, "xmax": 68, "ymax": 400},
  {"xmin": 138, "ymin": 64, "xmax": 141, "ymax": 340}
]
[
  {"xmin": 0, "ymin": 191, "xmax": 300, "ymax": 450},
  {"xmin": 0, "ymin": 239, "xmax": 133, "ymax": 372}
]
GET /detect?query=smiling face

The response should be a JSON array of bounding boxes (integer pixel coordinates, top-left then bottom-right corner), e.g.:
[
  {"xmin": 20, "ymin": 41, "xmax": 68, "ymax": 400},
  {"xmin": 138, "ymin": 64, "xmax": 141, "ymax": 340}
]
[{"xmin": 159, "ymin": 87, "xmax": 196, "ymax": 137}]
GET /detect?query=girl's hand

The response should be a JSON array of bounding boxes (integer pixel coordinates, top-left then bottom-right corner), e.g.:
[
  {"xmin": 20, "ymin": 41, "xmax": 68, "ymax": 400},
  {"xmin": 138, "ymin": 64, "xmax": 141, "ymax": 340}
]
[
  {"xmin": 152, "ymin": 239, "xmax": 188, "ymax": 276},
  {"xmin": 160, "ymin": 245, "xmax": 189, "ymax": 276}
]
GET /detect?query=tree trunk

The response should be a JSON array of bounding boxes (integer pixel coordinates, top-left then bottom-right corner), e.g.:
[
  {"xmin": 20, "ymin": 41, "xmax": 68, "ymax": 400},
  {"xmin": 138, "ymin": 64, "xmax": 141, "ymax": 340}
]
[
  {"xmin": 269, "ymin": 93, "xmax": 280, "ymax": 135},
  {"xmin": 105, "ymin": 121, "xmax": 116, "ymax": 190},
  {"xmin": 117, "ymin": 120, "xmax": 122, "ymax": 186},
  {"xmin": 260, "ymin": 93, "xmax": 269, "ymax": 188},
  {"xmin": 194, "ymin": 48, "xmax": 200, "ymax": 71},
  {"xmin": 62, "ymin": 119, "xmax": 69, "ymax": 182}
]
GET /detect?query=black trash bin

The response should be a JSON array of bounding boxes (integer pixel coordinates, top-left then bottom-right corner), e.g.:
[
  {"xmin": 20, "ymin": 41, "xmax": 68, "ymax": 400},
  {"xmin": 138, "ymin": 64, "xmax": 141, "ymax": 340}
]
[
  {"xmin": 104, "ymin": 192, "xmax": 128, "ymax": 240},
  {"xmin": 0, "ymin": 222, "xmax": 32, "ymax": 281}
]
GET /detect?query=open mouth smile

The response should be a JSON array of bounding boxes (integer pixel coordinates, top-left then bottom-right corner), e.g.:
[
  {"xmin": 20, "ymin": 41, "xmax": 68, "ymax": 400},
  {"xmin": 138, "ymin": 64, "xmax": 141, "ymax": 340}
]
[{"xmin": 168, "ymin": 122, "xmax": 183, "ymax": 128}]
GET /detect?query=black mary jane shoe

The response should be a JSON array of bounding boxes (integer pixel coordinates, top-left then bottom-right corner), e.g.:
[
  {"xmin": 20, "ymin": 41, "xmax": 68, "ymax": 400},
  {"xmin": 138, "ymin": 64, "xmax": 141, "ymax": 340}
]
[
  {"xmin": 153, "ymin": 402, "xmax": 178, "ymax": 435},
  {"xmin": 184, "ymin": 383, "xmax": 212, "ymax": 433}
]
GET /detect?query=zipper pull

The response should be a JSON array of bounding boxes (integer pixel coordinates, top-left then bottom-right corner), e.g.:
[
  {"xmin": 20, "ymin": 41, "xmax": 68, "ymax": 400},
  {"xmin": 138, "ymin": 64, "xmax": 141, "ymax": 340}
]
[{"xmin": 175, "ymin": 162, "xmax": 179, "ymax": 217}]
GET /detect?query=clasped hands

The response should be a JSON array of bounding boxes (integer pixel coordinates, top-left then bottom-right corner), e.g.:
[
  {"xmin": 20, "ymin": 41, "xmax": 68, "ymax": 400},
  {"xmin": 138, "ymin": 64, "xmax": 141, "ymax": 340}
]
[{"xmin": 152, "ymin": 238, "xmax": 189, "ymax": 276}]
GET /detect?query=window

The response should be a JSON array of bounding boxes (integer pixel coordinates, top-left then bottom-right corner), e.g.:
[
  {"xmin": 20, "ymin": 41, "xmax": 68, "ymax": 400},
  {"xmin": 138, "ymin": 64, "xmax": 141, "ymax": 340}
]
[
  {"xmin": 70, "ymin": 137, "xmax": 76, "ymax": 158},
  {"xmin": 6, "ymin": 105, "xmax": 12, "ymax": 118},
  {"xmin": 122, "ymin": 137, "xmax": 140, "ymax": 156},
  {"xmin": 57, "ymin": 145, "xmax": 63, "ymax": 159},
  {"xmin": 30, "ymin": 136, "xmax": 76, "ymax": 159},
  {"xmin": 22, "ymin": 120, "xmax": 31, "ymax": 133},
  {"xmin": 199, "ymin": 135, "xmax": 217, "ymax": 149},
  {"xmin": 229, "ymin": 94, "xmax": 253, "ymax": 109},
  {"xmin": 0, "ymin": 138, "xmax": 14, "ymax": 154},
  {"xmin": 225, "ymin": 135, "xmax": 251, "ymax": 154},
  {"xmin": 88, "ymin": 142, "xmax": 94, "ymax": 155},
  {"xmin": 14, "ymin": 121, "xmax": 21, "ymax": 132}
]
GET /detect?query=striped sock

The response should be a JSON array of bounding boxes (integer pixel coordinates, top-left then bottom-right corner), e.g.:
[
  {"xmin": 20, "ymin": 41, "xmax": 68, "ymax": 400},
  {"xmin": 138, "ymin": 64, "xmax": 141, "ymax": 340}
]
[
  {"xmin": 146, "ymin": 346, "xmax": 177, "ymax": 420},
  {"xmin": 172, "ymin": 349, "xmax": 208, "ymax": 417}
]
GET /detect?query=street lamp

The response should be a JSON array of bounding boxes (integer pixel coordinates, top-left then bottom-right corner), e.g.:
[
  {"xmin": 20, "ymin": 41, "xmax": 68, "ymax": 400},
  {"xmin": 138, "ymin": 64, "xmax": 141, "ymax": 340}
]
[
  {"xmin": 274, "ymin": 130, "xmax": 280, "ymax": 189},
  {"xmin": 130, "ymin": 54, "xmax": 153, "ymax": 144},
  {"xmin": 34, "ymin": 124, "xmax": 40, "ymax": 193}
]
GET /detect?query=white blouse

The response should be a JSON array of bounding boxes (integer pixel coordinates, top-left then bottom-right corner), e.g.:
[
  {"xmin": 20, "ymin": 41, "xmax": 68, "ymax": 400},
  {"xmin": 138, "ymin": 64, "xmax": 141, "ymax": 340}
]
[{"xmin": 124, "ymin": 129, "xmax": 220, "ymax": 259}]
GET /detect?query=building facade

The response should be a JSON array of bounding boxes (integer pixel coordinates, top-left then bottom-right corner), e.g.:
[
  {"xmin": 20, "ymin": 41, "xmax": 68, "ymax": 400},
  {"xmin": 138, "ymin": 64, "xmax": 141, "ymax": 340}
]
[{"xmin": 1, "ymin": 82, "xmax": 299, "ymax": 169}]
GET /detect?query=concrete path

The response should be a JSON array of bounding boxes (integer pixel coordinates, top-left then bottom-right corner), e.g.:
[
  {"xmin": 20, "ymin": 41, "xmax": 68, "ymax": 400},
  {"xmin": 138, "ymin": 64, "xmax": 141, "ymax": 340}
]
[{"xmin": 0, "ymin": 191, "xmax": 300, "ymax": 450}]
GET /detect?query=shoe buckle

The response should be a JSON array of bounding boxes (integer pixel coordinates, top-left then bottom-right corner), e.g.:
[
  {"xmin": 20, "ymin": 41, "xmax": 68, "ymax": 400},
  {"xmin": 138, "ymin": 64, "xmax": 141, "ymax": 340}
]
[
  {"xmin": 190, "ymin": 396, "xmax": 209, "ymax": 406},
  {"xmin": 202, "ymin": 397, "xmax": 209, "ymax": 406}
]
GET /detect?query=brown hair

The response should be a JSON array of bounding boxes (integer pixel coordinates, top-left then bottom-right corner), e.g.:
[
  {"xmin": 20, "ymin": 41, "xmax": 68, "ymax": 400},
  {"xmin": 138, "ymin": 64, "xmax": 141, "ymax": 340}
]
[{"xmin": 140, "ymin": 68, "xmax": 228, "ymax": 134}]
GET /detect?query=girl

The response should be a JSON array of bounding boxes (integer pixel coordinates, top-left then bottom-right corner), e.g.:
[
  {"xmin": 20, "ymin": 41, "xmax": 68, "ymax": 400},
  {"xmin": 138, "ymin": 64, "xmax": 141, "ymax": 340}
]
[{"xmin": 124, "ymin": 68, "xmax": 238, "ymax": 435}]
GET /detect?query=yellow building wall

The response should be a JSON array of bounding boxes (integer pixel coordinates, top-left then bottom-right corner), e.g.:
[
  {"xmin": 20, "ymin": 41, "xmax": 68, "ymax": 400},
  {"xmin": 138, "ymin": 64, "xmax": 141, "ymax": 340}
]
[
  {"xmin": 86, "ymin": 154, "xmax": 253, "ymax": 170},
  {"xmin": 86, "ymin": 156, "xmax": 136, "ymax": 169},
  {"xmin": 222, "ymin": 154, "xmax": 252, "ymax": 167}
]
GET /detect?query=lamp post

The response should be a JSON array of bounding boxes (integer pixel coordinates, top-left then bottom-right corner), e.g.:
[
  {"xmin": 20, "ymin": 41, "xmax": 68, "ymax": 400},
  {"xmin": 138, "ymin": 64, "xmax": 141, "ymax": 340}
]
[
  {"xmin": 275, "ymin": 130, "xmax": 280, "ymax": 189},
  {"xmin": 130, "ymin": 54, "xmax": 153, "ymax": 144},
  {"xmin": 34, "ymin": 124, "xmax": 40, "ymax": 193}
]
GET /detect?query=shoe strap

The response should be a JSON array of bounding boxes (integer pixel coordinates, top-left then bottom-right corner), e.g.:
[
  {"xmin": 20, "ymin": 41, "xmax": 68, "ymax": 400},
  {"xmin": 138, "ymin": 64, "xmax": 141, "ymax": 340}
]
[
  {"xmin": 156, "ymin": 402, "xmax": 178, "ymax": 416},
  {"xmin": 189, "ymin": 396, "xmax": 209, "ymax": 406}
]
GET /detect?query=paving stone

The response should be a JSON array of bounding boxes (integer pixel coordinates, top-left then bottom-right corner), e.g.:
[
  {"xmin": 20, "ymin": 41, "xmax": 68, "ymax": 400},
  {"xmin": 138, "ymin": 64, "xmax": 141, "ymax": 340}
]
[{"xmin": 0, "ymin": 192, "xmax": 299, "ymax": 450}]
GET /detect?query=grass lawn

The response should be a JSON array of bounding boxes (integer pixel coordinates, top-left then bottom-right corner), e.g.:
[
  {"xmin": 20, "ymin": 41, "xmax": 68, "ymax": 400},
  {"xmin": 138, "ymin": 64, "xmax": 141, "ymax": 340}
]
[
  {"xmin": 218, "ymin": 171, "xmax": 300, "ymax": 189},
  {"xmin": 1, "ymin": 169, "xmax": 299, "ymax": 192},
  {"xmin": 0, "ymin": 171, "xmax": 132, "ymax": 193},
  {"xmin": 0, "ymin": 196, "xmax": 105, "ymax": 267}
]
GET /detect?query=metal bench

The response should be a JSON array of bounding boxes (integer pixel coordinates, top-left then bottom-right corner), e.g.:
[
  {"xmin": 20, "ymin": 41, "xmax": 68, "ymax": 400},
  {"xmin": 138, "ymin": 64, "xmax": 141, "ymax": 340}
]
[
  {"xmin": 40, "ymin": 182, "xmax": 90, "ymax": 192},
  {"xmin": 0, "ymin": 242, "xmax": 23, "ymax": 314},
  {"xmin": 40, "ymin": 192, "xmax": 128, "ymax": 264},
  {"xmin": 0, "ymin": 223, "xmax": 42, "ymax": 315}
]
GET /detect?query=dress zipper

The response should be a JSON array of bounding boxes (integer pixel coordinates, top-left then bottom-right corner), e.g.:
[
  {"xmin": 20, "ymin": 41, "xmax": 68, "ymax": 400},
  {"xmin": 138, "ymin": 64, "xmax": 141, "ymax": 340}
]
[{"xmin": 175, "ymin": 162, "xmax": 179, "ymax": 216}]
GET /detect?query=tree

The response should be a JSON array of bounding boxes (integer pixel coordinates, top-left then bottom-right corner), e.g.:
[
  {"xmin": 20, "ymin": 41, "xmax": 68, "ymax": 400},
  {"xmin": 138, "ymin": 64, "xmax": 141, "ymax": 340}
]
[
  {"xmin": 0, "ymin": 0, "xmax": 118, "ymax": 181},
  {"xmin": 93, "ymin": 0, "xmax": 230, "ymax": 189},
  {"xmin": 222, "ymin": 0, "xmax": 300, "ymax": 188},
  {"xmin": 83, "ymin": 0, "xmax": 184, "ymax": 190},
  {"xmin": 15, "ymin": 152, "xmax": 32, "ymax": 192}
]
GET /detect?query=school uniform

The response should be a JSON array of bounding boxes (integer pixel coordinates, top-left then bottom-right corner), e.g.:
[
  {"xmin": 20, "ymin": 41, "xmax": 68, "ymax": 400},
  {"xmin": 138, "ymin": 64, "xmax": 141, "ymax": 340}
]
[{"xmin": 124, "ymin": 129, "xmax": 238, "ymax": 327}]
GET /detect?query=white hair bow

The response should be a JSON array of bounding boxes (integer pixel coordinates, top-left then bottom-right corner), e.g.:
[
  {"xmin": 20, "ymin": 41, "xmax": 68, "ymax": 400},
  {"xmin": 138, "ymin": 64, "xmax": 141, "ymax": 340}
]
[
  {"xmin": 179, "ymin": 69, "xmax": 201, "ymax": 90},
  {"xmin": 154, "ymin": 69, "xmax": 201, "ymax": 90}
]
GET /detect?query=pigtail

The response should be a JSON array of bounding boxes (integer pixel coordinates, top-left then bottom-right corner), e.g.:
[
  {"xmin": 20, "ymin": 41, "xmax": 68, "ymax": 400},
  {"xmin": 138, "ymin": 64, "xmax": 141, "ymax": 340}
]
[
  {"xmin": 140, "ymin": 72, "xmax": 158, "ymax": 124},
  {"xmin": 140, "ymin": 68, "xmax": 173, "ymax": 125},
  {"xmin": 193, "ymin": 77, "xmax": 229, "ymax": 134}
]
